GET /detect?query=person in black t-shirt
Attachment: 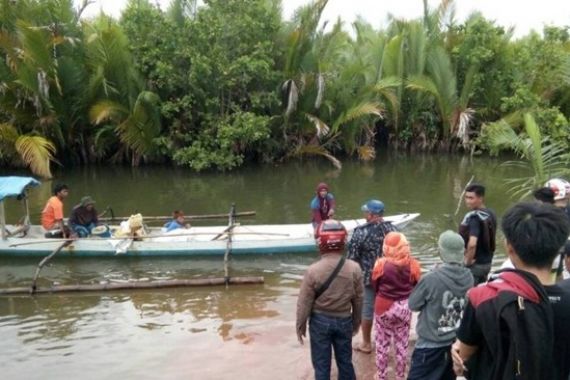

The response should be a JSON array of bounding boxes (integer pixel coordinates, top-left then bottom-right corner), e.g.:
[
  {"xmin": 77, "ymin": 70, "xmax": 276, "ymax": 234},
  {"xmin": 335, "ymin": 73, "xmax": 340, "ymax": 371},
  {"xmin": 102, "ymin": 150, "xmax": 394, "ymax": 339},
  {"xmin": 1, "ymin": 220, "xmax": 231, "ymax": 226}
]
[
  {"xmin": 452, "ymin": 202, "xmax": 570, "ymax": 380},
  {"xmin": 458, "ymin": 183, "xmax": 497, "ymax": 285},
  {"xmin": 545, "ymin": 279, "xmax": 570, "ymax": 380}
]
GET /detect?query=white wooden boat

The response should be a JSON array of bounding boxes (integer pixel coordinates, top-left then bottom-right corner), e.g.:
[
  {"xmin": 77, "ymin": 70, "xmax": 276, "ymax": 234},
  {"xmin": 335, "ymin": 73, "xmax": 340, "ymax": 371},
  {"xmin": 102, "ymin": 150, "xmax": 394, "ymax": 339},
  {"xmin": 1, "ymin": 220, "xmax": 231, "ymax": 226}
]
[{"xmin": 0, "ymin": 176, "xmax": 419, "ymax": 257}]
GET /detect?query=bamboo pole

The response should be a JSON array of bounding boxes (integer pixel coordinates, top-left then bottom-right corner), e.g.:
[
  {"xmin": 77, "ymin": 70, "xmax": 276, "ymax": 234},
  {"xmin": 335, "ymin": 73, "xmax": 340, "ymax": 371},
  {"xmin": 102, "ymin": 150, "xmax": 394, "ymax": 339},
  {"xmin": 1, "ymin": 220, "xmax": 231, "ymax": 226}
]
[
  {"xmin": 0, "ymin": 277, "xmax": 265, "ymax": 295},
  {"xmin": 454, "ymin": 175, "xmax": 475, "ymax": 217},
  {"xmin": 30, "ymin": 240, "xmax": 72, "ymax": 295},
  {"xmin": 8, "ymin": 230, "xmax": 290, "ymax": 248},
  {"xmin": 0, "ymin": 201, "xmax": 6, "ymax": 241},
  {"xmin": 224, "ymin": 204, "xmax": 236, "ymax": 287},
  {"xmin": 97, "ymin": 211, "xmax": 256, "ymax": 223}
]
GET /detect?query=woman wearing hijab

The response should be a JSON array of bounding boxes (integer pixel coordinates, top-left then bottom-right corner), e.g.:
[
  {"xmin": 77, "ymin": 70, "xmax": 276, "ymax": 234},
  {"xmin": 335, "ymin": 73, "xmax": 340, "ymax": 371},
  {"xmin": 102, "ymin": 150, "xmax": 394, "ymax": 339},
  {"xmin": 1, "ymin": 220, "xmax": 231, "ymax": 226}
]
[
  {"xmin": 310, "ymin": 182, "xmax": 336, "ymax": 229},
  {"xmin": 371, "ymin": 232, "xmax": 421, "ymax": 380}
]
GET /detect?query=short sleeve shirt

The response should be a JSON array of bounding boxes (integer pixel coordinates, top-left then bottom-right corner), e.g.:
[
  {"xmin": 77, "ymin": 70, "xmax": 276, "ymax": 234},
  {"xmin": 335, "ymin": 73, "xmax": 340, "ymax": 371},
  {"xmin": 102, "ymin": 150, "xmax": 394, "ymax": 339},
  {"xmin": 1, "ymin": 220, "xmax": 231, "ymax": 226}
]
[
  {"xmin": 545, "ymin": 280, "xmax": 570, "ymax": 380},
  {"xmin": 41, "ymin": 196, "xmax": 64, "ymax": 230},
  {"xmin": 456, "ymin": 298, "xmax": 483, "ymax": 346},
  {"xmin": 463, "ymin": 208, "xmax": 497, "ymax": 264},
  {"xmin": 347, "ymin": 221, "xmax": 398, "ymax": 286}
]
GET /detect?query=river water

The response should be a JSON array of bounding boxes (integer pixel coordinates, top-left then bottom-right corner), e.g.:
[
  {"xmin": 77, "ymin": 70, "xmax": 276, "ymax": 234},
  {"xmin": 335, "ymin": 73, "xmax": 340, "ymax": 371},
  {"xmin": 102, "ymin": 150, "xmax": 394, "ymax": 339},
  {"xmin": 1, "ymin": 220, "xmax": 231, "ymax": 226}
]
[{"xmin": 0, "ymin": 155, "xmax": 528, "ymax": 379}]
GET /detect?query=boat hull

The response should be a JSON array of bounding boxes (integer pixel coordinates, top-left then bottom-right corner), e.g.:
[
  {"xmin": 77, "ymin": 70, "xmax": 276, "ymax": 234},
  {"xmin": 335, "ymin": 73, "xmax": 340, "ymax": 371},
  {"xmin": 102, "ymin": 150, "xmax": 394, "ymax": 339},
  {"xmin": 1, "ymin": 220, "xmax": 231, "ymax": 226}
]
[{"xmin": 0, "ymin": 214, "xmax": 419, "ymax": 257}]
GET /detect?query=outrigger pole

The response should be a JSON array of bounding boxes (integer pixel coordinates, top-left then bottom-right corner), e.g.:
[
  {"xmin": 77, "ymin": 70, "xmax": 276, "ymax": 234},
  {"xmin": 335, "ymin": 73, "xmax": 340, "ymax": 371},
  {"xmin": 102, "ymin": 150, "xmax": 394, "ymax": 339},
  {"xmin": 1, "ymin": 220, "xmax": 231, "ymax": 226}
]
[
  {"xmin": 0, "ymin": 200, "xmax": 7, "ymax": 241},
  {"xmin": 0, "ymin": 277, "xmax": 265, "ymax": 296}
]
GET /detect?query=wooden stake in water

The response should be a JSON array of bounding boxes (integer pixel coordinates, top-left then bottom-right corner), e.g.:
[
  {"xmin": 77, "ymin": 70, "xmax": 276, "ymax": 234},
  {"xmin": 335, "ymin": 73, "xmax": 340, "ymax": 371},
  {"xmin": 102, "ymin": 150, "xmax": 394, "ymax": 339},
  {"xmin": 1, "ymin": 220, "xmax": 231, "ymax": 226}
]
[{"xmin": 223, "ymin": 204, "xmax": 236, "ymax": 288}]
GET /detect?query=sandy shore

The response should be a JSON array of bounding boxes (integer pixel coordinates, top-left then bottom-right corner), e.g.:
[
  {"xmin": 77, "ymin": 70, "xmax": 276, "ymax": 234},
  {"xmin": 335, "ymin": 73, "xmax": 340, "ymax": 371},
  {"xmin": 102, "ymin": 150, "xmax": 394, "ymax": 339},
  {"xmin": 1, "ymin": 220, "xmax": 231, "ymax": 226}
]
[{"xmin": 298, "ymin": 315, "xmax": 419, "ymax": 379}]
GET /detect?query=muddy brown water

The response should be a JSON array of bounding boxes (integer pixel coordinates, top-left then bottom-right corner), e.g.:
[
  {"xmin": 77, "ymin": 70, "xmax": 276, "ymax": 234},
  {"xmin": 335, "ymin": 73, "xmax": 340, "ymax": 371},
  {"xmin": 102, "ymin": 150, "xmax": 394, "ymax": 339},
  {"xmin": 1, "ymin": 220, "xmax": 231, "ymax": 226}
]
[{"xmin": 0, "ymin": 155, "xmax": 528, "ymax": 379}]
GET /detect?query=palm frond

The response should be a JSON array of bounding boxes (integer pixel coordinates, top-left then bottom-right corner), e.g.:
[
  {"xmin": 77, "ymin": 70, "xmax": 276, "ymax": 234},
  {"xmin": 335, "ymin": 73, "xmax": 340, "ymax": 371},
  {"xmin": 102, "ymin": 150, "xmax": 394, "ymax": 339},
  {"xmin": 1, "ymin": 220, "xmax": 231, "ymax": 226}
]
[
  {"xmin": 0, "ymin": 123, "xmax": 19, "ymax": 145},
  {"xmin": 458, "ymin": 64, "xmax": 478, "ymax": 109},
  {"xmin": 523, "ymin": 113, "xmax": 544, "ymax": 180},
  {"xmin": 333, "ymin": 102, "xmax": 383, "ymax": 132},
  {"xmin": 282, "ymin": 79, "xmax": 299, "ymax": 117},
  {"xmin": 116, "ymin": 91, "xmax": 161, "ymax": 157},
  {"xmin": 314, "ymin": 73, "xmax": 325, "ymax": 109},
  {"xmin": 305, "ymin": 113, "xmax": 330, "ymax": 138},
  {"xmin": 14, "ymin": 135, "xmax": 56, "ymax": 178},
  {"xmin": 291, "ymin": 144, "xmax": 342, "ymax": 170},
  {"xmin": 89, "ymin": 100, "xmax": 129, "ymax": 125},
  {"xmin": 357, "ymin": 145, "xmax": 376, "ymax": 161}
]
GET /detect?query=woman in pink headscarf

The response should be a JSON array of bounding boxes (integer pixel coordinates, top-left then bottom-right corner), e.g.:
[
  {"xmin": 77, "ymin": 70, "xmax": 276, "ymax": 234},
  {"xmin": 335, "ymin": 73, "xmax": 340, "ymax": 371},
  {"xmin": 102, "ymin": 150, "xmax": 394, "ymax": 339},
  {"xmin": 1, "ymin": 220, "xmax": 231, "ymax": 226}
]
[
  {"xmin": 310, "ymin": 182, "xmax": 336, "ymax": 228},
  {"xmin": 371, "ymin": 232, "xmax": 421, "ymax": 380}
]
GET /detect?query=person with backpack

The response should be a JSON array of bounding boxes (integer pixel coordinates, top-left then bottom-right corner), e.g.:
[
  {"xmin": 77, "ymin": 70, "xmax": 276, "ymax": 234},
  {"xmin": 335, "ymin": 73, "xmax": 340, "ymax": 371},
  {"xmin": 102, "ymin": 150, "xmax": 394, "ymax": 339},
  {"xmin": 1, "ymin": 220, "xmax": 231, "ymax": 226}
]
[
  {"xmin": 407, "ymin": 230, "xmax": 474, "ymax": 380},
  {"xmin": 458, "ymin": 183, "xmax": 497, "ymax": 285},
  {"xmin": 296, "ymin": 219, "xmax": 363, "ymax": 380},
  {"xmin": 452, "ymin": 202, "xmax": 570, "ymax": 380},
  {"xmin": 371, "ymin": 231, "xmax": 421, "ymax": 380}
]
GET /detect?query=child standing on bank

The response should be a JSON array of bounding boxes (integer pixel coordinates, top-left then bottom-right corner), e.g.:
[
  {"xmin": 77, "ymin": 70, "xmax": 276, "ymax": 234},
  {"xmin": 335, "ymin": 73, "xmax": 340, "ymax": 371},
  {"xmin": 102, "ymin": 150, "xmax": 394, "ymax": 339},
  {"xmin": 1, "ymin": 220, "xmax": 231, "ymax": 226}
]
[{"xmin": 371, "ymin": 232, "xmax": 421, "ymax": 380}]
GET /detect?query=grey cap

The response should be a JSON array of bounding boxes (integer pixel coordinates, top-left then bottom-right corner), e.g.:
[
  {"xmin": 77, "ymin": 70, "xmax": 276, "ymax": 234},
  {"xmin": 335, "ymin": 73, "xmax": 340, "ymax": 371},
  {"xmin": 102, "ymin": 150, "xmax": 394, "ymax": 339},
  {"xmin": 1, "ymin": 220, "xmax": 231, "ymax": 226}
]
[{"xmin": 438, "ymin": 230, "xmax": 465, "ymax": 264}]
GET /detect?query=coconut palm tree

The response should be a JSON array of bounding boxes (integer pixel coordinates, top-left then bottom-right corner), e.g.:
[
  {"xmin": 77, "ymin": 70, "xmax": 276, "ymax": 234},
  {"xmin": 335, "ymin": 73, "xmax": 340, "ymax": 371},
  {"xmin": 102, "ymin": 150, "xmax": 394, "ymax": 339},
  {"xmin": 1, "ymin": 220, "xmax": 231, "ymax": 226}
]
[
  {"xmin": 0, "ymin": 0, "xmax": 88, "ymax": 174},
  {"xmin": 85, "ymin": 18, "xmax": 161, "ymax": 166},
  {"xmin": 407, "ymin": 46, "xmax": 478, "ymax": 145}
]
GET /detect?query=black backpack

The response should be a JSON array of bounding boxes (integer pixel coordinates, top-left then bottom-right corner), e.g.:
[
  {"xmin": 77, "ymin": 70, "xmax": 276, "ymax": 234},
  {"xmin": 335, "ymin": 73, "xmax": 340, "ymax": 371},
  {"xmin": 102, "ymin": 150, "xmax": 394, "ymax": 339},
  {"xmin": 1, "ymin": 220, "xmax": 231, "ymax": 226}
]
[{"xmin": 466, "ymin": 270, "xmax": 554, "ymax": 380}]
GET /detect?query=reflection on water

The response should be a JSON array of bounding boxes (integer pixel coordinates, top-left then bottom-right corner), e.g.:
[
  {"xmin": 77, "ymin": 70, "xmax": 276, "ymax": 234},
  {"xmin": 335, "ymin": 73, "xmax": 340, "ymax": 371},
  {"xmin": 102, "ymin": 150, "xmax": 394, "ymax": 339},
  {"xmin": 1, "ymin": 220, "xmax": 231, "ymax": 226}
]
[{"xmin": 0, "ymin": 156, "xmax": 527, "ymax": 379}]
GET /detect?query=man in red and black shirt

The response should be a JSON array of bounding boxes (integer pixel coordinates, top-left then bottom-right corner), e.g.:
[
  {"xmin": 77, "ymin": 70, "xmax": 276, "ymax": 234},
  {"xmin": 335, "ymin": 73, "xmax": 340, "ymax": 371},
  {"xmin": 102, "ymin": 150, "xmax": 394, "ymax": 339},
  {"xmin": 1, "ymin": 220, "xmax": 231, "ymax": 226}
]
[{"xmin": 452, "ymin": 202, "xmax": 570, "ymax": 380}]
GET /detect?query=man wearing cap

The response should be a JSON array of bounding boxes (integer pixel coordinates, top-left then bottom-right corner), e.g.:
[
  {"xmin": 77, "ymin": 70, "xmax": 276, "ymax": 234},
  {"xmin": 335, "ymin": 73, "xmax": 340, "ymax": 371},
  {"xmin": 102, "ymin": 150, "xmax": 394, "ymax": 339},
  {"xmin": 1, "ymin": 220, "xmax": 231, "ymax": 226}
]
[
  {"xmin": 407, "ymin": 231, "xmax": 474, "ymax": 380},
  {"xmin": 297, "ymin": 219, "xmax": 363, "ymax": 380},
  {"xmin": 69, "ymin": 196, "xmax": 99, "ymax": 237},
  {"xmin": 347, "ymin": 199, "xmax": 398, "ymax": 354}
]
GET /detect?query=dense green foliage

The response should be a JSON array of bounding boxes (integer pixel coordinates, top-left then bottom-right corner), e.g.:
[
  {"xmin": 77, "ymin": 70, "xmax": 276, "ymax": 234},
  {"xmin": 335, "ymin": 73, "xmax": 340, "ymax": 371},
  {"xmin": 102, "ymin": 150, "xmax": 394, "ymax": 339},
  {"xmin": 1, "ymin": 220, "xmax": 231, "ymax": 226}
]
[{"xmin": 0, "ymin": 0, "xmax": 569, "ymax": 176}]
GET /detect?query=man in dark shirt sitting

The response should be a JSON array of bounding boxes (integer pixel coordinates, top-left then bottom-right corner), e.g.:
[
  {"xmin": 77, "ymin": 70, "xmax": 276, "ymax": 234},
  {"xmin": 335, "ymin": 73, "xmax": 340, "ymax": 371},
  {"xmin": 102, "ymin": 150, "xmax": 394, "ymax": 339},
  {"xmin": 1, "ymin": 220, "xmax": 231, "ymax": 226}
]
[
  {"xmin": 69, "ymin": 196, "xmax": 99, "ymax": 237},
  {"xmin": 458, "ymin": 183, "xmax": 497, "ymax": 285},
  {"xmin": 452, "ymin": 202, "xmax": 570, "ymax": 380}
]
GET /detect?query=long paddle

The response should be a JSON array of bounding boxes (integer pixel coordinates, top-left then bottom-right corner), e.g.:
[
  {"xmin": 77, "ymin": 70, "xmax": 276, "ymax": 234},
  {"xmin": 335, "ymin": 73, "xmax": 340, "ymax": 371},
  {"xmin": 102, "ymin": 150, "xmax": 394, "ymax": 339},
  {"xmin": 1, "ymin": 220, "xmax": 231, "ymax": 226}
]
[
  {"xmin": 30, "ymin": 240, "xmax": 72, "ymax": 295},
  {"xmin": 97, "ymin": 211, "xmax": 255, "ymax": 223}
]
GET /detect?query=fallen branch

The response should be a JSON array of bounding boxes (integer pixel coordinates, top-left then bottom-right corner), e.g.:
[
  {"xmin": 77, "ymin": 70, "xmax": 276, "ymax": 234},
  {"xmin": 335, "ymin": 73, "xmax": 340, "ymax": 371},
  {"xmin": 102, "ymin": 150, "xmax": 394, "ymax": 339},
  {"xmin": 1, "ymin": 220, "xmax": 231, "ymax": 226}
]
[
  {"xmin": 30, "ymin": 240, "xmax": 73, "ymax": 295},
  {"xmin": 0, "ymin": 277, "xmax": 265, "ymax": 296}
]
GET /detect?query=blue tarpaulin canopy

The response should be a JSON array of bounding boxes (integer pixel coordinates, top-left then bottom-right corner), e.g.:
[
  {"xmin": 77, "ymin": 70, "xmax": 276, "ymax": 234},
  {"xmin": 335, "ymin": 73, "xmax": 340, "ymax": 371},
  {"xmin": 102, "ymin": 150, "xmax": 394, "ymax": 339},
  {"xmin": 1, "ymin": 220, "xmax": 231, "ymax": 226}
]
[{"xmin": 0, "ymin": 177, "xmax": 40, "ymax": 202}]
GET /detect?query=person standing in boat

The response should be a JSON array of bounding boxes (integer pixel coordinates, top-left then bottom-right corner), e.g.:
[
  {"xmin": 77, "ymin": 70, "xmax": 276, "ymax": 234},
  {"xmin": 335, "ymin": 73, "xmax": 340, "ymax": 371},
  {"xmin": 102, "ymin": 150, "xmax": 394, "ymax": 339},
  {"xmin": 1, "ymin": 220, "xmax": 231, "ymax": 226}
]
[
  {"xmin": 348, "ymin": 199, "xmax": 398, "ymax": 354},
  {"xmin": 41, "ymin": 183, "xmax": 70, "ymax": 238},
  {"xmin": 296, "ymin": 219, "xmax": 363, "ymax": 380},
  {"xmin": 458, "ymin": 183, "xmax": 497, "ymax": 286},
  {"xmin": 69, "ymin": 196, "xmax": 99, "ymax": 237},
  {"xmin": 311, "ymin": 182, "xmax": 336, "ymax": 229}
]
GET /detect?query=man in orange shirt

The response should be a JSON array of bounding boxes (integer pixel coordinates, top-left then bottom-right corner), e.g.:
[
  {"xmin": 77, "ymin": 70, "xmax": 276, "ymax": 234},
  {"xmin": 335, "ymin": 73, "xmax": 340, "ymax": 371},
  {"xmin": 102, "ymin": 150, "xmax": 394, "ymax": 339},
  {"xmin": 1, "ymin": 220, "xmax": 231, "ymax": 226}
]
[{"xmin": 41, "ymin": 184, "xmax": 69, "ymax": 237}]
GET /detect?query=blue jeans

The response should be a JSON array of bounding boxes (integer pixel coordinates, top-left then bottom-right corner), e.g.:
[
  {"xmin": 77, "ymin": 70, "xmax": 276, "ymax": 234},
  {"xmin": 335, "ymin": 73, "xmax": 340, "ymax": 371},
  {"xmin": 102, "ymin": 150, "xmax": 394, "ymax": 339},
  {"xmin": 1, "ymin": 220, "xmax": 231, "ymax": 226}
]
[
  {"xmin": 71, "ymin": 223, "xmax": 95, "ymax": 238},
  {"xmin": 407, "ymin": 345, "xmax": 455, "ymax": 380},
  {"xmin": 309, "ymin": 313, "xmax": 356, "ymax": 380}
]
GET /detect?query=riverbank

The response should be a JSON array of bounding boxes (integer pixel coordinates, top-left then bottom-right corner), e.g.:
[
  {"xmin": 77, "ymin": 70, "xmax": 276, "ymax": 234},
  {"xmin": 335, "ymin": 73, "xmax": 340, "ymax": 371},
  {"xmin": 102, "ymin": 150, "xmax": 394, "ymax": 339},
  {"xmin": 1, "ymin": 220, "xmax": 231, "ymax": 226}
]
[{"xmin": 297, "ymin": 314, "xmax": 418, "ymax": 379}]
